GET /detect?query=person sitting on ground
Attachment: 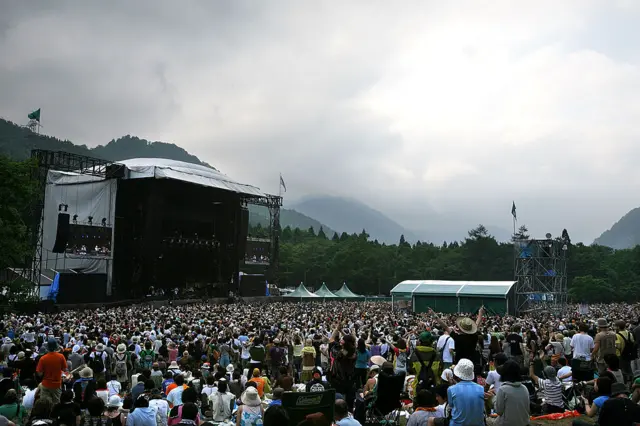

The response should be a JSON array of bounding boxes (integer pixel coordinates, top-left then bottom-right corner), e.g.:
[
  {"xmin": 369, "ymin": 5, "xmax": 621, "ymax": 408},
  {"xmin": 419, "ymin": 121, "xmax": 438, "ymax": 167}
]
[
  {"xmin": 488, "ymin": 360, "xmax": 529, "ymax": 426},
  {"xmin": 267, "ymin": 388, "xmax": 283, "ymax": 407},
  {"xmin": 306, "ymin": 368, "xmax": 330, "ymax": 393},
  {"xmin": 407, "ymin": 389, "xmax": 439, "ymax": 426},
  {"xmin": 573, "ymin": 376, "xmax": 612, "ymax": 426},
  {"xmin": 334, "ymin": 399, "xmax": 361, "ymax": 426},
  {"xmin": 529, "ymin": 356, "xmax": 564, "ymax": 414},
  {"xmin": 263, "ymin": 405, "xmax": 289, "ymax": 426},
  {"xmin": 598, "ymin": 382, "xmax": 640, "ymax": 426},
  {"xmin": 557, "ymin": 357, "xmax": 572, "ymax": 383},
  {"xmin": 427, "ymin": 383, "xmax": 450, "ymax": 426},
  {"xmin": 447, "ymin": 359, "xmax": 485, "ymax": 426},
  {"xmin": 208, "ymin": 379, "xmax": 234, "ymax": 423}
]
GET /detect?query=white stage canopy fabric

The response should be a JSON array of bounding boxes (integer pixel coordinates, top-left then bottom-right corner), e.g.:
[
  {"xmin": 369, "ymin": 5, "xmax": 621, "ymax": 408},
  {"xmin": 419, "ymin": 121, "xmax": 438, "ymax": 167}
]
[
  {"xmin": 41, "ymin": 169, "xmax": 117, "ymax": 296},
  {"xmin": 117, "ymin": 158, "xmax": 265, "ymax": 197}
]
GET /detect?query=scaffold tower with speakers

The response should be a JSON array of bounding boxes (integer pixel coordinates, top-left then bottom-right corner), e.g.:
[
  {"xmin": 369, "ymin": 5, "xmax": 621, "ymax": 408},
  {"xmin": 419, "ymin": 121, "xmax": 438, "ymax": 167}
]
[{"xmin": 514, "ymin": 233, "xmax": 568, "ymax": 315}]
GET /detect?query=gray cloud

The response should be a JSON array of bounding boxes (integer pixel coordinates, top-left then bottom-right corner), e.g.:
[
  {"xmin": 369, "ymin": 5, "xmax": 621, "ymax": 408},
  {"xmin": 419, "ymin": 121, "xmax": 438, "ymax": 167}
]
[{"xmin": 2, "ymin": 0, "xmax": 640, "ymax": 243}]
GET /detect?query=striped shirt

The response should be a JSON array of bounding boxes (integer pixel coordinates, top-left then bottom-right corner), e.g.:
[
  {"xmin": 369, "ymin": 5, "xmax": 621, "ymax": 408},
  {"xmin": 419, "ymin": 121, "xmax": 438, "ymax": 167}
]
[{"xmin": 539, "ymin": 379, "xmax": 563, "ymax": 408}]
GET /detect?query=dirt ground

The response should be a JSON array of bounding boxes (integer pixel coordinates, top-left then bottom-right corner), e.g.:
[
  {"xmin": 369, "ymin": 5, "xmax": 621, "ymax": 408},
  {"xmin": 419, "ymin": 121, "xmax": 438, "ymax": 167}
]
[{"xmin": 531, "ymin": 416, "xmax": 594, "ymax": 425}]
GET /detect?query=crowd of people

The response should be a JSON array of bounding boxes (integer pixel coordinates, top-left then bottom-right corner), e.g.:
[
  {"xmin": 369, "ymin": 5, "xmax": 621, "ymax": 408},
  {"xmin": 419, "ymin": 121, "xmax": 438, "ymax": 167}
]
[{"xmin": 0, "ymin": 301, "xmax": 640, "ymax": 426}]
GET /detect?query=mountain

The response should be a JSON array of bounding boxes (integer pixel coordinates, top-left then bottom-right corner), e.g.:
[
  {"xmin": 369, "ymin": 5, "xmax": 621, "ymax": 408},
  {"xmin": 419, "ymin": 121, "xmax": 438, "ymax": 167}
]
[
  {"xmin": 0, "ymin": 118, "xmax": 331, "ymax": 233},
  {"xmin": 290, "ymin": 196, "xmax": 420, "ymax": 244},
  {"xmin": 593, "ymin": 207, "xmax": 640, "ymax": 249}
]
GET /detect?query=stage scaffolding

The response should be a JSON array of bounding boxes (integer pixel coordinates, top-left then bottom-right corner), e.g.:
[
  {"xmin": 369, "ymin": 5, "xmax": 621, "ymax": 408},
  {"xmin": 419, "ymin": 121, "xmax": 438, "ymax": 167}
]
[{"xmin": 514, "ymin": 237, "xmax": 568, "ymax": 315}]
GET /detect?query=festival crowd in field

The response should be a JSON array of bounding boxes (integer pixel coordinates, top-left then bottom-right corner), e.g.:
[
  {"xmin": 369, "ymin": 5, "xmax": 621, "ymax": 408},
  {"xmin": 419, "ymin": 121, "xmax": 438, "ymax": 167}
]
[{"xmin": 0, "ymin": 301, "xmax": 639, "ymax": 426}]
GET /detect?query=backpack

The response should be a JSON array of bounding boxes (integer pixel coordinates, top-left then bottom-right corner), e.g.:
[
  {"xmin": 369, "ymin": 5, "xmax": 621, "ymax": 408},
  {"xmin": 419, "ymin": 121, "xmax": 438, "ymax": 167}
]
[
  {"xmin": 114, "ymin": 353, "xmax": 127, "ymax": 377},
  {"xmin": 415, "ymin": 350, "xmax": 436, "ymax": 392},
  {"xmin": 617, "ymin": 332, "xmax": 635, "ymax": 361},
  {"xmin": 141, "ymin": 350, "xmax": 154, "ymax": 368},
  {"xmin": 90, "ymin": 352, "xmax": 105, "ymax": 373}
]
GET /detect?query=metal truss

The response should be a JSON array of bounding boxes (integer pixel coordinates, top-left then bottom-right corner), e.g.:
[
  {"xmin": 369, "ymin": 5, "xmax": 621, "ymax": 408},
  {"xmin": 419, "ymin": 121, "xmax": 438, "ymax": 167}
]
[
  {"xmin": 23, "ymin": 150, "xmax": 113, "ymax": 294},
  {"xmin": 514, "ymin": 238, "xmax": 568, "ymax": 315},
  {"xmin": 241, "ymin": 194, "xmax": 282, "ymax": 284}
]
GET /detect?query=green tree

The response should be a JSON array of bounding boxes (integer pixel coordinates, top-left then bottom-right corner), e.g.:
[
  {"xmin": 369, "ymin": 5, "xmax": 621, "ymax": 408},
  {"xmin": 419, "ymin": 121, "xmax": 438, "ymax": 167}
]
[{"xmin": 317, "ymin": 226, "xmax": 327, "ymax": 239}]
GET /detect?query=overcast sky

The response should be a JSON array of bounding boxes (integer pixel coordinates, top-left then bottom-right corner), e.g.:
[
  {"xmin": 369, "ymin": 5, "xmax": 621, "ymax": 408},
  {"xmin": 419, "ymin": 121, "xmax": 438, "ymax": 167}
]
[{"xmin": 2, "ymin": 0, "xmax": 640, "ymax": 243}]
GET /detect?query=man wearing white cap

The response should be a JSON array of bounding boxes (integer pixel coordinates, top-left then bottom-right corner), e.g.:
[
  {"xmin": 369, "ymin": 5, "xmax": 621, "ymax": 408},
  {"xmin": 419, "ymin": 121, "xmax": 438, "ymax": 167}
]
[{"xmin": 447, "ymin": 359, "xmax": 485, "ymax": 426}]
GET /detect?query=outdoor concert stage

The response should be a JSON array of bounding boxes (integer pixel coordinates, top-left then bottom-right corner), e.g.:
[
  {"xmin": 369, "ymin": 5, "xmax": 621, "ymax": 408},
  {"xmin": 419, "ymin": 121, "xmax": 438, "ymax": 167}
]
[{"xmin": 21, "ymin": 150, "xmax": 282, "ymax": 305}]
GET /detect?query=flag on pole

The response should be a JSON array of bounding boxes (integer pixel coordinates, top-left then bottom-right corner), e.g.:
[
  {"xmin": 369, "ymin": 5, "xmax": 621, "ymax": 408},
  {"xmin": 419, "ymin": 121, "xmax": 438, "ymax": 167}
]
[
  {"xmin": 28, "ymin": 108, "xmax": 41, "ymax": 122},
  {"xmin": 511, "ymin": 201, "xmax": 517, "ymax": 220},
  {"xmin": 280, "ymin": 174, "xmax": 287, "ymax": 192}
]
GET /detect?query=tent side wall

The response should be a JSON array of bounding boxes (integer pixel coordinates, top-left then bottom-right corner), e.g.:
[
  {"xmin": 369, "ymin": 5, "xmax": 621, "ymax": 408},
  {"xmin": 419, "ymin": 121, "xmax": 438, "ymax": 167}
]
[
  {"xmin": 458, "ymin": 296, "xmax": 507, "ymax": 315},
  {"xmin": 414, "ymin": 295, "xmax": 458, "ymax": 313}
]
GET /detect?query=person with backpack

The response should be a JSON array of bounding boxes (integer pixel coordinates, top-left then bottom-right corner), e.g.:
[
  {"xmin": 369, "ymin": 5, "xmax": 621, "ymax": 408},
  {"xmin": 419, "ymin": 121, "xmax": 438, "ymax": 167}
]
[
  {"xmin": 112, "ymin": 344, "xmax": 132, "ymax": 391},
  {"xmin": 410, "ymin": 332, "xmax": 440, "ymax": 394},
  {"xmin": 89, "ymin": 344, "xmax": 108, "ymax": 382},
  {"xmin": 139, "ymin": 342, "xmax": 156, "ymax": 372},
  {"xmin": 615, "ymin": 320, "xmax": 635, "ymax": 383},
  {"xmin": 72, "ymin": 367, "xmax": 97, "ymax": 410},
  {"xmin": 593, "ymin": 318, "xmax": 617, "ymax": 376}
]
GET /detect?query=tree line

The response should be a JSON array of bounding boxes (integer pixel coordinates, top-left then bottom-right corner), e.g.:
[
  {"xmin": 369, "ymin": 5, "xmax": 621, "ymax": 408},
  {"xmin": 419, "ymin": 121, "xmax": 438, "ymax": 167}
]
[
  {"xmin": 2, "ymin": 155, "xmax": 639, "ymax": 304},
  {"xmin": 249, "ymin": 221, "xmax": 640, "ymax": 303}
]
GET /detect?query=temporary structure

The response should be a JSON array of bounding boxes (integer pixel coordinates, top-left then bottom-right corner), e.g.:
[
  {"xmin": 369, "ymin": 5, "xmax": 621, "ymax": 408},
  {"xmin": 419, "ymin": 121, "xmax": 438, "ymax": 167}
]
[
  {"xmin": 283, "ymin": 284, "xmax": 319, "ymax": 299},
  {"xmin": 334, "ymin": 283, "xmax": 360, "ymax": 298},
  {"xmin": 314, "ymin": 283, "xmax": 338, "ymax": 298}
]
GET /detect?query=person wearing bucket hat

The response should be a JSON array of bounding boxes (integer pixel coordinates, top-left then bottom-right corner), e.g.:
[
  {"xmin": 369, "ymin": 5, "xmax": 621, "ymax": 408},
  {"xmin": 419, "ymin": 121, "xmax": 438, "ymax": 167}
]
[
  {"xmin": 237, "ymin": 387, "xmax": 263, "ymax": 425},
  {"xmin": 73, "ymin": 367, "xmax": 96, "ymax": 409},
  {"xmin": 598, "ymin": 381, "xmax": 640, "ymax": 426},
  {"xmin": 594, "ymin": 318, "xmax": 617, "ymax": 375},
  {"xmin": 447, "ymin": 359, "xmax": 485, "ymax": 426},
  {"xmin": 431, "ymin": 307, "xmax": 484, "ymax": 375}
]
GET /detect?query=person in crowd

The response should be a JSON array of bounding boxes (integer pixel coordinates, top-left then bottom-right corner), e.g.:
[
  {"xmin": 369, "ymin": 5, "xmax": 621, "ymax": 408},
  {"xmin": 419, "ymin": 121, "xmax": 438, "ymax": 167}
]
[
  {"xmin": 125, "ymin": 395, "xmax": 156, "ymax": 426},
  {"xmin": 72, "ymin": 367, "xmax": 97, "ymax": 410},
  {"xmin": 447, "ymin": 359, "xmax": 485, "ymax": 426},
  {"xmin": 208, "ymin": 380, "xmax": 235, "ymax": 423},
  {"xmin": 529, "ymin": 357, "xmax": 564, "ymax": 414},
  {"xmin": 35, "ymin": 338, "xmax": 68, "ymax": 404},
  {"xmin": 51, "ymin": 390, "xmax": 82, "ymax": 426},
  {"xmin": 572, "ymin": 376, "xmax": 612, "ymax": 426},
  {"xmin": 334, "ymin": 399, "xmax": 361, "ymax": 426},
  {"xmin": 0, "ymin": 389, "xmax": 27, "ymax": 426},
  {"xmin": 263, "ymin": 405, "xmax": 289, "ymax": 426},
  {"xmin": 407, "ymin": 389, "xmax": 439, "ymax": 425},
  {"xmin": 104, "ymin": 396, "xmax": 126, "ymax": 426},
  {"xmin": 488, "ymin": 360, "xmax": 529, "ymax": 426},
  {"xmin": 25, "ymin": 398, "xmax": 54, "ymax": 426},
  {"xmin": 592, "ymin": 318, "xmax": 617, "ymax": 376},
  {"xmin": 236, "ymin": 387, "xmax": 262, "ymax": 426},
  {"xmin": 598, "ymin": 382, "xmax": 640, "ymax": 426},
  {"xmin": 436, "ymin": 329, "xmax": 455, "ymax": 370}
]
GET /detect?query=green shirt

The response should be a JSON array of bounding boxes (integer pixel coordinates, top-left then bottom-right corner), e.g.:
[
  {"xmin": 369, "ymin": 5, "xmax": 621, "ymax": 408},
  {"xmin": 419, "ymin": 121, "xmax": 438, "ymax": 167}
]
[{"xmin": 0, "ymin": 403, "xmax": 26, "ymax": 425}]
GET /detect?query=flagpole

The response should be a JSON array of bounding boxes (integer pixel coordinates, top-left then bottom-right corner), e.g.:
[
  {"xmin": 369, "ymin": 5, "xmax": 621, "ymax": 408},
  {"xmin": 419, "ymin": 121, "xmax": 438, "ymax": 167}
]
[{"xmin": 278, "ymin": 173, "xmax": 282, "ymax": 198}]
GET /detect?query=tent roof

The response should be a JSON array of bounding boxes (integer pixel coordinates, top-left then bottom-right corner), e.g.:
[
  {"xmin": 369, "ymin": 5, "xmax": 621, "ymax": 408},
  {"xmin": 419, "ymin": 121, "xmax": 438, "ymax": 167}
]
[
  {"xmin": 334, "ymin": 283, "xmax": 360, "ymax": 298},
  {"xmin": 48, "ymin": 158, "xmax": 266, "ymax": 197},
  {"xmin": 117, "ymin": 158, "xmax": 265, "ymax": 197},
  {"xmin": 314, "ymin": 284, "xmax": 338, "ymax": 298},
  {"xmin": 283, "ymin": 284, "xmax": 319, "ymax": 298},
  {"xmin": 391, "ymin": 280, "xmax": 516, "ymax": 298}
]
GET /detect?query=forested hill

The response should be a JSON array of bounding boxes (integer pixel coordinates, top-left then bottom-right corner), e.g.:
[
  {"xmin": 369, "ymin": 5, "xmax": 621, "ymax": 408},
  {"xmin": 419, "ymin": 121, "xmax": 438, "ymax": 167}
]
[
  {"xmin": 0, "ymin": 118, "xmax": 331, "ymax": 233},
  {"xmin": 594, "ymin": 207, "xmax": 640, "ymax": 249}
]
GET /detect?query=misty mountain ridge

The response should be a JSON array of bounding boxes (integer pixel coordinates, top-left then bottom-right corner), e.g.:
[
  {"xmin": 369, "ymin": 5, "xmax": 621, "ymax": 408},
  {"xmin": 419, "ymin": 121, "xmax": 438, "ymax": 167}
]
[{"xmin": 593, "ymin": 207, "xmax": 640, "ymax": 249}]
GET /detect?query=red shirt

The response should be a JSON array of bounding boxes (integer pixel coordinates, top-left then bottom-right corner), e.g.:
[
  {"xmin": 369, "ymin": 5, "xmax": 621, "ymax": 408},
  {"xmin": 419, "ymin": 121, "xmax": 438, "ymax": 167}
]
[{"xmin": 36, "ymin": 352, "xmax": 67, "ymax": 389}]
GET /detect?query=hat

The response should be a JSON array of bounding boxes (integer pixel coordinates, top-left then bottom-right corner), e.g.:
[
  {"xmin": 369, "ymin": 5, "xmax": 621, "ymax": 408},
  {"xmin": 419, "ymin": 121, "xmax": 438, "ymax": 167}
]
[
  {"xmin": 453, "ymin": 358, "xmax": 475, "ymax": 381},
  {"xmin": 116, "ymin": 344, "xmax": 126, "ymax": 354},
  {"xmin": 596, "ymin": 318, "xmax": 609, "ymax": 328},
  {"xmin": 456, "ymin": 317, "xmax": 478, "ymax": 335},
  {"xmin": 273, "ymin": 338, "xmax": 280, "ymax": 344},
  {"xmin": 17, "ymin": 352, "xmax": 25, "ymax": 360},
  {"xmin": 107, "ymin": 395, "xmax": 123, "ymax": 408},
  {"xmin": 611, "ymin": 382, "xmax": 628, "ymax": 397},
  {"xmin": 419, "ymin": 331, "xmax": 433, "ymax": 343},
  {"xmin": 72, "ymin": 345, "xmax": 80, "ymax": 353},
  {"xmin": 47, "ymin": 338, "xmax": 58, "ymax": 352},
  {"xmin": 370, "ymin": 355, "xmax": 386, "ymax": 366},
  {"xmin": 252, "ymin": 368, "xmax": 261, "ymax": 377},
  {"xmin": 202, "ymin": 362, "xmax": 210, "ymax": 370},
  {"xmin": 95, "ymin": 343, "xmax": 105, "ymax": 352},
  {"xmin": 543, "ymin": 366, "xmax": 558, "ymax": 381},
  {"xmin": 169, "ymin": 361, "xmax": 179, "ymax": 369},
  {"xmin": 80, "ymin": 367, "xmax": 94, "ymax": 379},
  {"xmin": 226, "ymin": 364, "xmax": 235, "ymax": 373},
  {"xmin": 555, "ymin": 333, "xmax": 564, "ymax": 342},
  {"xmin": 369, "ymin": 364, "xmax": 380, "ymax": 372},
  {"xmin": 240, "ymin": 387, "xmax": 261, "ymax": 406}
]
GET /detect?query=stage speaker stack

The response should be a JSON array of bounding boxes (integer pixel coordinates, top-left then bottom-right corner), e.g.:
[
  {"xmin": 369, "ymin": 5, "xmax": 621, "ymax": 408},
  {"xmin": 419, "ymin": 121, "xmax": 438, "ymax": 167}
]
[
  {"xmin": 238, "ymin": 207, "xmax": 249, "ymax": 258},
  {"xmin": 52, "ymin": 213, "xmax": 71, "ymax": 253}
]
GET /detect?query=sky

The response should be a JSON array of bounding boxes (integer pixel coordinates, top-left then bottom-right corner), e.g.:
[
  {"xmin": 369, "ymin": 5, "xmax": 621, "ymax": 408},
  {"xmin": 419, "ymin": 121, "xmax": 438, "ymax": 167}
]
[{"xmin": 2, "ymin": 0, "xmax": 640, "ymax": 243}]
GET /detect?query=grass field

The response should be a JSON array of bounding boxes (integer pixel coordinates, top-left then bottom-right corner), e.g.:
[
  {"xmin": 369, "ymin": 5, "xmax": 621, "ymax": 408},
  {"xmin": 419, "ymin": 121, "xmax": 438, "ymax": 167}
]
[{"xmin": 531, "ymin": 416, "xmax": 593, "ymax": 425}]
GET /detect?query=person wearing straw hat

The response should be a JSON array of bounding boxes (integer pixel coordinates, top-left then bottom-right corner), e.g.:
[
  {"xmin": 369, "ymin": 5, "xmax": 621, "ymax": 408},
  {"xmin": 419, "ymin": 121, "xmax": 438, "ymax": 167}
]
[
  {"xmin": 237, "ymin": 386, "xmax": 263, "ymax": 426},
  {"xmin": 598, "ymin": 381, "xmax": 640, "ymax": 426},
  {"xmin": 72, "ymin": 367, "xmax": 96, "ymax": 409},
  {"xmin": 447, "ymin": 359, "xmax": 484, "ymax": 426}
]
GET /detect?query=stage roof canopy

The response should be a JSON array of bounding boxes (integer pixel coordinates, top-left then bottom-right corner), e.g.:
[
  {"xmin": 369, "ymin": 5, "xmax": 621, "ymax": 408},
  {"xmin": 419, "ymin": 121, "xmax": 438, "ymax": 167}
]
[
  {"xmin": 334, "ymin": 283, "xmax": 360, "ymax": 298},
  {"xmin": 117, "ymin": 158, "xmax": 265, "ymax": 197},
  {"xmin": 391, "ymin": 280, "xmax": 516, "ymax": 298},
  {"xmin": 283, "ymin": 284, "xmax": 319, "ymax": 298}
]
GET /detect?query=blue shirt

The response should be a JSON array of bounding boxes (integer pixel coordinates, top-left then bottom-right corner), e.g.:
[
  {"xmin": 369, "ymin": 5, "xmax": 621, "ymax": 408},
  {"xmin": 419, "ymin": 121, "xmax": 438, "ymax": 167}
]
[
  {"xmin": 268, "ymin": 399, "xmax": 282, "ymax": 407},
  {"xmin": 448, "ymin": 381, "xmax": 485, "ymax": 426},
  {"xmin": 336, "ymin": 416, "xmax": 362, "ymax": 426},
  {"xmin": 356, "ymin": 350, "xmax": 370, "ymax": 369}
]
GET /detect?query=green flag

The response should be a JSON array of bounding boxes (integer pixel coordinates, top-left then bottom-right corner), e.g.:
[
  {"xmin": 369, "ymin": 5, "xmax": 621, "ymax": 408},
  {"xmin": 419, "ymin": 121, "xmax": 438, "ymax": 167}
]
[{"xmin": 28, "ymin": 108, "xmax": 41, "ymax": 122}]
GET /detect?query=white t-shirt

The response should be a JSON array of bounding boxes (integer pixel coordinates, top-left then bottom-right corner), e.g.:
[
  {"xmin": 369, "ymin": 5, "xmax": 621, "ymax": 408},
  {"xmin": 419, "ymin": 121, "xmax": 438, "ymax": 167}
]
[
  {"xmin": 557, "ymin": 366, "xmax": 572, "ymax": 383},
  {"xmin": 107, "ymin": 380, "xmax": 121, "ymax": 397},
  {"xmin": 149, "ymin": 398, "xmax": 169, "ymax": 426},
  {"xmin": 441, "ymin": 368, "xmax": 454, "ymax": 383},
  {"xmin": 436, "ymin": 335, "xmax": 455, "ymax": 363},
  {"xmin": 486, "ymin": 370, "xmax": 502, "ymax": 393},
  {"xmin": 571, "ymin": 333, "xmax": 594, "ymax": 360}
]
